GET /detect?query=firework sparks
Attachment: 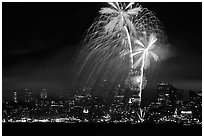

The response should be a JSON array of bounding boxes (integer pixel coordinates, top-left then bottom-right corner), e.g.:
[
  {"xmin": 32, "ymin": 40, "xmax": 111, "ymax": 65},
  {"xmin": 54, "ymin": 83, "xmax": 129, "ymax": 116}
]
[
  {"xmin": 136, "ymin": 107, "xmax": 146, "ymax": 123},
  {"xmin": 75, "ymin": 2, "xmax": 143, "ymax": 93},
  {"xmin": 133, "ymin": 33, "xmax": 159, "ymax": 70},
  {"xmin": 133, "ymin": 33, "xmax": 160, "ymax": 97},
  {"xmin": 74, "ymin": 2, "xmax": 167, "ymax": 100}
]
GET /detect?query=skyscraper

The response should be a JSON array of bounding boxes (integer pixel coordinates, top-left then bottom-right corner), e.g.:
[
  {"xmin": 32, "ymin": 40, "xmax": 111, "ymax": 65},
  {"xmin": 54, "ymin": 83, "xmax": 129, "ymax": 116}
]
[
  {"xmin": 40, "ymin": 89, "xmax": 47, "ymax": 99},
  {"xmin": 155, "ymin": 81, "xmax": 184, "ymax": 117},
  {"xmin": 128, "ymin": 95, "xmax": 141, "ymax": 109},
  {"xmin": 189, "ymin": 90, "xmax": 202, "ymax": 120},
  {"xmin": 157, "ymin": 81, "xmax": 172, "ymax": 94},
  {"xmin": 13, "ymin": 91, "xmax": 17, "ymax": 103},
  {"xmin": 35, "ymin": 99, "xmax": 38, "ymax": 106},
  {"xmin": 24, "ymin": 88, "xmax": 33, "ymax": 103}
]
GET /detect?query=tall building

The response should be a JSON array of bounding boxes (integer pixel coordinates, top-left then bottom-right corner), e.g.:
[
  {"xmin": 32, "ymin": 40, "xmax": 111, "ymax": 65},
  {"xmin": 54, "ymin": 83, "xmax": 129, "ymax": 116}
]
[
  {"xmin": 35, "ymin": 99, "xmax": 38, "ymax": 106},
  {"xmin": 189, "ymin": 90, "xmax": 202, "ymax": 119},
  {"xmin": 189, "ymin": 90, "xmax": 202, "ymax": 102},
  {"xmin": 13, "ymin": 91, "xmax": 17, "ymax": 103},
  {"xmin": 128, "ymin": 96, "xmax": 141, "ymax": 106},
  {"xmin": 128, "ymin": 94, "xmax": 141, "ymax": 113},
  {"xmin": 154, "ymin": 81, "xmax": 184, "ymax": 117},
  {"xmin": 157, "ymin": 81, "xmax": 172, "ymax": 94},
  {"xmin": 114, "ymin": 95, "xmax": 125, "ymax": 104},
  {"xmin": 40, "ymin": 89, "xmax": 47, "ymax": 99},
  {"xmin": 169, "ymin": 87, "xmax": 183, "ymax": 103},
  {"xmin": 157, "ymin": 81, "xmax": 183, "ymax": 104},
  {"xmin": 24, "ymin": 89, "xmax": 33, "ymax": 103}
]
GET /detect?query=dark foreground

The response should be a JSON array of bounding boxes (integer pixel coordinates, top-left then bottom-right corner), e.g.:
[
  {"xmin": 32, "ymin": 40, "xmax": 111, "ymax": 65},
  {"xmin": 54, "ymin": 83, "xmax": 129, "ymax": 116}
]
[{"xmin": 3, "ymin": 123, "xmax": 202, "ymax": 136}]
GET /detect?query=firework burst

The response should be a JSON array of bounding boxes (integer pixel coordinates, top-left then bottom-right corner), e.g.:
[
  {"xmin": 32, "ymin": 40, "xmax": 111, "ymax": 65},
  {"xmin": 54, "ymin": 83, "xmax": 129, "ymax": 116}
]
[{"xmin": 74, "ymin": 2, "xmax": 166, "ymax": 99}]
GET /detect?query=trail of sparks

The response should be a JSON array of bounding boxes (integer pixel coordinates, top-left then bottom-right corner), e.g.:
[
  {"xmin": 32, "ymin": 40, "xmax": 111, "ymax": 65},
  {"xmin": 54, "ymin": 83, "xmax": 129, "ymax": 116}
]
[
  {"xmin": 136, "ymin": 108, "xmax": 146, "ymax": 123},
  {"xmin": 124, "ymin": 26, "xmax": 134, "ymax": 71},
  {"xmin": 139, "ymin": 53, "xmax": 145, "ymax": 97},
  {"xmin": 73, "ymin": 2, "xmax": 167, "ymax": 99},
  {"xmin": 74, "ymin": 2, "xmax": 142, "ymax": 93},
  {"xmin": 133, "ymin": 33, "xmax": 158, "ymax": 97}
]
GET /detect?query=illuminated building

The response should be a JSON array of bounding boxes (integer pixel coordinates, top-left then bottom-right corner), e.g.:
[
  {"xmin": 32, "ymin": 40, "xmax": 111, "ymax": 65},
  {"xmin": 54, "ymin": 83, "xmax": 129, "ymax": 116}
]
[
  {"xmin": 180, "ymin": 110, "xmax": 192, "ymax": 118},
  {"xmin": 189, "ymin": 90, "xmax": 202, "ymax": 120},
  {"xmin": 128, "ymin": 94, "xmax": 141, "ymax": 106},
  {"xmin": 189, "ymin": 90, "xmax": 202, "ymax": 102},
  {"xmin": 114, "ymin": 95, "xmax": 124, "ymax": 104},
  {"xmin": 40, "ymin": 89, "xmax": 47, "ymax": 99},
  {"xmin": 35, "ymin": 99, "xmax": 38, "ymax": 106},
  {"xmin": 169, "ymin": 87, "xmax": 183, "ymax": 103},
  {"xmin": 157, "ymin": 81, "xmax": 183, "ymax": 106},
  {"xmin": 173, "ymin": 108, "xmax": 178, "ymax": 117},
  {"xmin": 24, "ymin": 89, "xmax": 33, "ymax": 103},
  {"xmin": 111, "ymin": 94, "xmax": 125, "ymax": 116},
  {"xmin": 157, "ymin": 81, "xmax": 172, "ymax": 94},
  {"xmin": 13, "ymin": 91, "xmax": 17, "ymax": 103},
  {"xmin": 83, "ymin": 108, "xmax": 89, "ymax": 114},
  {"xmin": 128, "ymin": 94, "xmax": 141, "ymax": 122},
  {"xmin": 74, "ymin": 95, "xmax": 84, "ymax": 101},
  {"xmin": 128, "ymin": 97, "xmax": 141, "ymax": 105},
  {"xmin": 51, "ymin": 101, "xmax": 63, "ymax": 107}
]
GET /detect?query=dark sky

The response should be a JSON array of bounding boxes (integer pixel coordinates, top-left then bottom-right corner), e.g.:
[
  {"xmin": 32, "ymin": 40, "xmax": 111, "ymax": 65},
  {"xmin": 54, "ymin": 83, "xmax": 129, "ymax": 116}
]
[{"xmin": 3, "ymin": 2, "xmax": 202, "ymax": 101}]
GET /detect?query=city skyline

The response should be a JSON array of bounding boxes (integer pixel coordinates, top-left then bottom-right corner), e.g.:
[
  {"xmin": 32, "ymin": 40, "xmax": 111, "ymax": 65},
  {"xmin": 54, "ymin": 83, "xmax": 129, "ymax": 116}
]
[
  {"xmin": 2, "ymin": 80, "xmax": 200, "ymax": 107},
  {"xmin": 3, "ymin": 2, "xmax": 202, "ymax": 101},
  {"xmin": 2, "ymin": 80, "xmax": 202, "ymax": 135}
]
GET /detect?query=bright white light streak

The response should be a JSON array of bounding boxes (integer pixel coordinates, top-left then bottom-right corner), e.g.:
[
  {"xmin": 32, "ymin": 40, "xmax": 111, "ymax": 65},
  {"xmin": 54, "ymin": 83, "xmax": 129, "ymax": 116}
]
[{"xmin": 133, "ymin": 33, "xmax": 159, "ymax": 97}]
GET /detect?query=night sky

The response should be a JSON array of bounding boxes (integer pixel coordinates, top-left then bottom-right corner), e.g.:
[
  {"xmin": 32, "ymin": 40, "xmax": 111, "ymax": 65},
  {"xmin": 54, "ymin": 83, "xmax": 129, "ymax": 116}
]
[{"xmin": 3, "ymin": 2, "xmax": 202, "ymax": 102}]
